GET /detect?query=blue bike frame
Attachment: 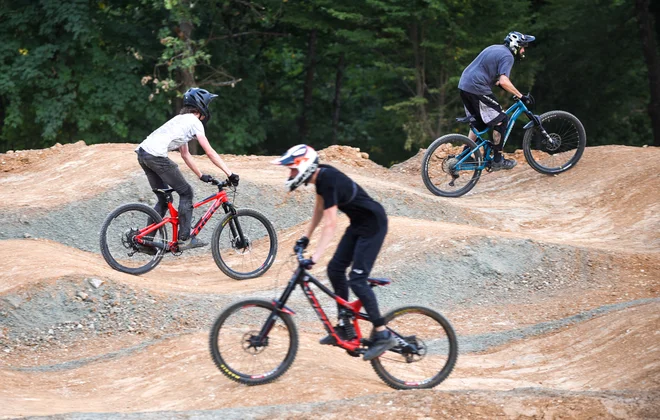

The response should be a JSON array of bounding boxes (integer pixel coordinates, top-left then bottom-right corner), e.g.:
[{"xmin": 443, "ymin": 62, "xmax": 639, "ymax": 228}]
[{"xmin": 453, "ymin": 100, "xmax": 537, "ymax": 171}]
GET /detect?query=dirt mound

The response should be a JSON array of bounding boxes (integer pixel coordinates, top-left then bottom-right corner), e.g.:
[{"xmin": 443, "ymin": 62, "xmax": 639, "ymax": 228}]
[
  {"xmin": 1, "ymin": 143, "xmax": 659, "ymax": 418},
  {"xmin": 318, "ymin": 145, "xmax": 384, "ymax": 170}
]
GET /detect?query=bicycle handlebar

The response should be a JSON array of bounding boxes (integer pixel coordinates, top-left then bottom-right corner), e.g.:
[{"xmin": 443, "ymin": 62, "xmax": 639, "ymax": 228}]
[{"xmin": 209, "ymin": 177, "xmax": 232, "ymax": 189}]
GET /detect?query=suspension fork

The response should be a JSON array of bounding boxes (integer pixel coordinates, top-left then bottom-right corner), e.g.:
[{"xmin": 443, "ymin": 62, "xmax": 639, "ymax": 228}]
[
  {"xmin": 222, "ymin": 203, "xmax": 247, "ymax": 245},
  {"xmin": 525, "ymin": 111, "xmax": 553, "ymax": 143},
  {"xmin": 255, "ymin": 268, "xmax": 301, "ymax": 343}
]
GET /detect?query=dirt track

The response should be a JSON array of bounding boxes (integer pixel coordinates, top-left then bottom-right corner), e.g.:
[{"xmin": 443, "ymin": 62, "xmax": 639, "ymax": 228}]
[{"xmin": 0, "ymin": 143, "xmax": 659, "ymax": 419}]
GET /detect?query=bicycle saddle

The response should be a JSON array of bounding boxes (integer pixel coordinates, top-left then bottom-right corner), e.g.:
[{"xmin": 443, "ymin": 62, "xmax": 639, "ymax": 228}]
[
  {"xmin": 153, "ymin": 188, "xmax": 175, "ymax": 195},
  {"xmin": 367, "ymin": 277, "xmax": 391, "ymax": 286},
  {"xmin": 456, "ymin": 115, "xmax": 476, "ymax": 124}
]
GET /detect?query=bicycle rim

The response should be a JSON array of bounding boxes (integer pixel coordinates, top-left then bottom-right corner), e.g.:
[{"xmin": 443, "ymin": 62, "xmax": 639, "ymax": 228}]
[
  {"xmin": 371, "ymin": 307, "xmax": 458, "ymax": 390},
  {"xmin": 212, "ymin": 209, "xmax": 277, "ymax": 280},
  {"xmin": 209, "ymin": 300, "xmax": 297, "ymax": 385},
  {"xmin": 422, "ymin": 134, "xmax": 482, "ymax": 197},
  {"xmin": 101, "ymin": 205, "xmax": 166, "ymax": 273}
]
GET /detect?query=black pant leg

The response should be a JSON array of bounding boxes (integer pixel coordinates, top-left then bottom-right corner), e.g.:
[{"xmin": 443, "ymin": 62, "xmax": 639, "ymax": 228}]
[
  {"xmin": 139, "ymin": 152, "xmax": 194, "ymax": 241},
  {"xmin": 327, "ymin": 227, "xmax": 358, "ymax": 307},
  {"xmin": 137, "ymin": 153, "xmax": 169, "ymax": 218},
  {"xmin": 348, "ymin": 224, "xmax": 388, "ymax": 327}
]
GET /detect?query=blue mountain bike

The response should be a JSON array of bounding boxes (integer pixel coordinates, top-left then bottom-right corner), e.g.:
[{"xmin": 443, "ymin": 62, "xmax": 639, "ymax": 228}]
[{"xmin": 421, "ymin": 95, "xmax": 586, "ymax": 197}]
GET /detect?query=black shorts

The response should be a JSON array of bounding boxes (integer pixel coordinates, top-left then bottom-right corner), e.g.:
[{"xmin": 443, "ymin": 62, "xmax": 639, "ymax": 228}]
[{"xmin": 459, "ymin": 89, "xmax": 507, "ymax": 131}]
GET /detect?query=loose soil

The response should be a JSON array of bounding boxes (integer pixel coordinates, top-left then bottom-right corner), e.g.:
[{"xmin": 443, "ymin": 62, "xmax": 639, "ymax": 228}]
[{"xmin": 0, "ymin": 143, "xmax": 658, "ymax": 419}]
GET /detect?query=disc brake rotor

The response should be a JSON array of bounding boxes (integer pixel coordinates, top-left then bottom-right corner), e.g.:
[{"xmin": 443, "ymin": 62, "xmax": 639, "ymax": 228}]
[{"xmin": 544, "ymin": 133, "xmax": 562, "ymax": 152}]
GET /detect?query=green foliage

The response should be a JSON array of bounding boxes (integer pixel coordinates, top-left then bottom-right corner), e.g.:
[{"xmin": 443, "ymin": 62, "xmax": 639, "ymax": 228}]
[{"xmin": 0, "ymin": 0, "xmax": 656, "ymax": 163}]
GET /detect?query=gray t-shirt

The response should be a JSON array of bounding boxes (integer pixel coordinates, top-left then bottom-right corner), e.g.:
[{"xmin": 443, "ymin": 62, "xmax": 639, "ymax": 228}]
[{"xmin": 458, "ymin": 45, "xmax": 514, "ymax": 95}]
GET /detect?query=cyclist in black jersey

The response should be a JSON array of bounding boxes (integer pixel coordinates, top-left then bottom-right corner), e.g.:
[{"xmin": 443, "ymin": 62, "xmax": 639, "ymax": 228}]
[{"xmin": 272, "ymin": 144, "xmax": 397, "ymax": 361}]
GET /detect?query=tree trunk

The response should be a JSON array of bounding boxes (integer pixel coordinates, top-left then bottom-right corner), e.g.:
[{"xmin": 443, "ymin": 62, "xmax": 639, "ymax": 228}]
[
  {"xmin": 178, "ymin": 6, "xmax": 199, "ymax": 154},
  {"xmin": 411, "ymin": 23, "xmax": 430, "ymax": 141},
  {"xmin": 635, "ymin": 0, "xmax": 660, "ymax": 146},
  {"xmin": 298, "ymin": 29, "xmax": 318, "ymax": 142},
  {"xmin": 332, "ymin": 53, "xmax": 345, "ymax": 144}
]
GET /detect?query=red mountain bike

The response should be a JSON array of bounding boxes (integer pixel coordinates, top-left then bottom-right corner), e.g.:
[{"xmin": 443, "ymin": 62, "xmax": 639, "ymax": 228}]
[
  {"xmin": 100, "ymin": 177, "xmax": 277, "ymax": 279},
  {"xmin": 209, "ymin": 247, "xmax": 458, "ymax": 389}
]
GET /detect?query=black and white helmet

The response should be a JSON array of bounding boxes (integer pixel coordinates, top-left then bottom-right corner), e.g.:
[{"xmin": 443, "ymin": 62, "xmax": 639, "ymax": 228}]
[
  {"xmin": 504, "ymin": 31, "xmax": 535, "ymax": 58},
  {"xmin": 183, "ymin": 87, "xmax": 218, "ymax": 122},
  {"xmin": 271, "ymin": 144, "xmax": 319, "ymax": 191}
]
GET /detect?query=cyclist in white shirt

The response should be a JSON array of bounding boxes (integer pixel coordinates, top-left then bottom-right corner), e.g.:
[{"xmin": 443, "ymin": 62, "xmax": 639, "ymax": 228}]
[{"xmin": 135, "ymin": 88, "xmax": 239, "ymax": 250}]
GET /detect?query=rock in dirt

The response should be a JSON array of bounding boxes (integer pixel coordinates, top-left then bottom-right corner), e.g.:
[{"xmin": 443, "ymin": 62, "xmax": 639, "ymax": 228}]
[{"xmin": 88, "ymin": 278, "xmax": 105, "ymax": 289}]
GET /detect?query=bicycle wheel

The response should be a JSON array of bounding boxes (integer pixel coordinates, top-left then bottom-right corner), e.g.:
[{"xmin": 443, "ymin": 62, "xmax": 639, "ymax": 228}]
[
  {"xmin": 99, "ymin": 203, "xmax": 167, "ymax": 275},
  {"xmin": 209, "ymin": 299, "xmax": 298, "ymax": 385},
  {"xmin": 211, "ymin": 208, "xmax": 278, "ymax": 280},
  {"xmin": 421, "ymin": 134, "xmax": 482, "ymax": 197},
  {"xmin": 371, "ymin": 306, "xmax": 458, "ymax": 390},
  {"xmin": 523, "ymin": 110, "xmax": 586, "ymax": 175}
]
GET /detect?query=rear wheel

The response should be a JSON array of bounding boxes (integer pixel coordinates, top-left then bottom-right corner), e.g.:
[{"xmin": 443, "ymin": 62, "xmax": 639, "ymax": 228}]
[
  {"xmin": 99, "ymin": 203, "xmax": 167, "ymax": 275},
  {"xmin": 371, "ymin": 306, "xmax": 458, "ymax": 390},
  {"xmin": 523, "ymin": 110, "xmax": 586, "ymax": 174},
  {"xmin": 209, "ymin": 299, "xmax": 298, "ymax": 385},
  {"xmin": 211, "ymin": 208, "xmax": 277, "ymax": 280},
  {"xmin": 421, "ymin": 134, "xmax": 482, "ymax": 197}
]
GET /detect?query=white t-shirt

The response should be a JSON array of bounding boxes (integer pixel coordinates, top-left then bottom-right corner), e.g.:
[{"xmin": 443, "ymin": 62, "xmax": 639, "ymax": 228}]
[{"xmin": 136, "ymin": 114, "xmax": 205, "ymax": 157}]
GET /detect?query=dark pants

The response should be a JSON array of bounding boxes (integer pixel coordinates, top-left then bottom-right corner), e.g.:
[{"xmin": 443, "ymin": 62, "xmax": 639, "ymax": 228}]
[
  {"xmin": 459, "ymin": 89, "xmax": 508, "ymax": 151},
  {"xmin": 137, "ymin": 148, "xmax": 194, "ymax": 241},
  {"xmin": 327, "ymin": 221, "xmax": 388, "ymax": 327}
]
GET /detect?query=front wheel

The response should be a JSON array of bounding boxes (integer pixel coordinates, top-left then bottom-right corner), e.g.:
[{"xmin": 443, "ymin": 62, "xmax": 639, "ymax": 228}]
[
  {"xmin": 99, "ymin": 203, "xmax": 168, "ymax": 275},
  {"xmin": 211, "ymin": 208, "xmax": 278, "ymax": 280},
  {"xmin": 371, "ymin": 306, "xmax": 458, "ymax": 390},
  {"xmin": 523, "ymin": 110, "xmax": 586, "ymax": 175},
  {"xmin": 209, "ymin": 299, "xmax": 298, "ymax": 385},
  {"xmin": 421, "ymin": 134, "xmax": 483, "ymax": 197}
]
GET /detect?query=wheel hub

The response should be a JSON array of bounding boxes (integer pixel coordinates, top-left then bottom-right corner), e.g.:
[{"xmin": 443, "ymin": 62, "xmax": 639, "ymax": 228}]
[
  {"xmin": 442, "ymin": 156, "xmax": 459, "ymax": 176},
  {"xmin": 233, "ymin": 237, "xmax": 252, "ymax": 254},
  {"xmin": 243, "ymin": 331, "xmax": 267, "ymax": 354},
  {"xmin": 544, "ymin": 133, "xmax": 562, "ymax": 152},
  {"xmin": 401, "ymin": 336, "xmax": 427, "ymax": 363},
  {"xmin": 122, "ymin": 228, "xmax": 140, "ymax": 250}
]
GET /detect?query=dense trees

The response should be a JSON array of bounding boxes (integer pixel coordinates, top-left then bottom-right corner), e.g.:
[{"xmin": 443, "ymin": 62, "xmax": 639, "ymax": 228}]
[{"xmin": 1, "ymin": 0, "xmax": 658, "ymax": 165}]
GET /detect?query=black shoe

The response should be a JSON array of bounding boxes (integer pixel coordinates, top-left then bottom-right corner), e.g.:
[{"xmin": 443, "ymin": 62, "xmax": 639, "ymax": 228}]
[
  {"xmin": 177, "ymin": 237, "xmax": 208, "ymax": 251},
  {"xmin": 490, "ymin": 157, "xmax": 517, "ymax": 171},
  {"xmin": 363, "ymin": 330, "xmax": 398, "ymax": 361},
  {"xmin": 319, "ymin": 325, "xmax": 348, "ymax": 346}
]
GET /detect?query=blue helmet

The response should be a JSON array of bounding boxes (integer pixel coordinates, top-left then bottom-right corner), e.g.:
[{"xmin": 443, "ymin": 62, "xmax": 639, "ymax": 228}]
[{"xmin": 504, "ymin": 31, "xmax": 535, "ymax": 58}]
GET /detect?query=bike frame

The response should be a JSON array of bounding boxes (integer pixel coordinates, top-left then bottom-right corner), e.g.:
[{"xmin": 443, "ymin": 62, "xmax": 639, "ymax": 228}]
[
  {"xmin": 454, "ymin": 100, "xmax": 536, "ymax": 171},
  {"xmin": 261, "ymin": 265, "xmax": 370, "ymax": 353},
  {"xmin": 134, "ymin": 185, "xmax": 237, "ymax": 251}
]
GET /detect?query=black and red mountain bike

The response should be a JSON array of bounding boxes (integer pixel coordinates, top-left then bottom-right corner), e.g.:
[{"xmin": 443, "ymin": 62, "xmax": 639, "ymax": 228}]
[
  {"xmin": 209, "ymin": 247, "xmax": 458, "ymax": 389},
  {"xmin": 100, "ymin": 177, "xmax": 277, "ymax": 279}
]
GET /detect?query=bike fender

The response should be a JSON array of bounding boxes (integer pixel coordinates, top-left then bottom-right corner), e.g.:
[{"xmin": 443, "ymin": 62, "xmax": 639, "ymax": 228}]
[{"xmin": 524, "ymin": 114, "xmax": 542, "ymax": 130}]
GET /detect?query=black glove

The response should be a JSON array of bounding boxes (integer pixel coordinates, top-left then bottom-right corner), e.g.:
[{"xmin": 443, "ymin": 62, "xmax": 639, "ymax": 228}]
[
  {"xmin": 520, "ymin": 93, "xmax": 534, "ymax": 107},
  {"xmin": 228, "ymin": 173, "xmax": 240, "ymax": 186},
  {"xmin": 300, "ymin": 258, "xmax": 315, "ymax": 269},
  {"xmin": 294, "ymin": 236, "xmax": 309, "ymax": 252},
  {"xmin": 200, "ymin": 174, "xmax": 214, "ymax": 183}
]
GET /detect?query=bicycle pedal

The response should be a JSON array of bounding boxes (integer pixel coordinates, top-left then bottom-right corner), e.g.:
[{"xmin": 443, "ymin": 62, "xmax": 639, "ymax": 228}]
[{"xmin": 345, "ymin": 349, "xmax": 361, "ymax": 358}]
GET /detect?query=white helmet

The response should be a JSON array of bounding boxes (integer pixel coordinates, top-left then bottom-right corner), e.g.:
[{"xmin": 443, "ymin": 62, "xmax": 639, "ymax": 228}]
[
  {"xmin": 504, "ymin": 31, "xmax": 535, "ymax": 58},
  {"xmin": 271, "ymin": 144, "xmax": 319, "ymax": 191}
]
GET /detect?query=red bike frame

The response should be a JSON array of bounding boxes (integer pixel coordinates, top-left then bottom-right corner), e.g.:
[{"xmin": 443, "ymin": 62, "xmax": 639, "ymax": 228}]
[
  {"xmin": 134, "ymin": 187, "xmax": 230, "ymax": 250},
  {"xmin": 264, "ymin": 257, "xmax": 390, "ymax": 354}
]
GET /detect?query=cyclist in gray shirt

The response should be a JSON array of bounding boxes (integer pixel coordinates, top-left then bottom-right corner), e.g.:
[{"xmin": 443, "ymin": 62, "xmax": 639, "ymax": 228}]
[{"xmin": 458, "ymin": 31, "xmax": 535, "ymax": 170}]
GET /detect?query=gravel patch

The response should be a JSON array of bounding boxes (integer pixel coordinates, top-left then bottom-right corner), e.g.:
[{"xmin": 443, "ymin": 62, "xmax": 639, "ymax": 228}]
[{"xmin": 0, "ymin": 174, "xmax": 478, "ymax": 254}]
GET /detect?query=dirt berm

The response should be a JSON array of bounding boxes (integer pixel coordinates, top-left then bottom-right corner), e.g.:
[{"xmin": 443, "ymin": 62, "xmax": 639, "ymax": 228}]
[{"xmin": 0, "ymin": 143, "xmax": 658, "ymax": 419}]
